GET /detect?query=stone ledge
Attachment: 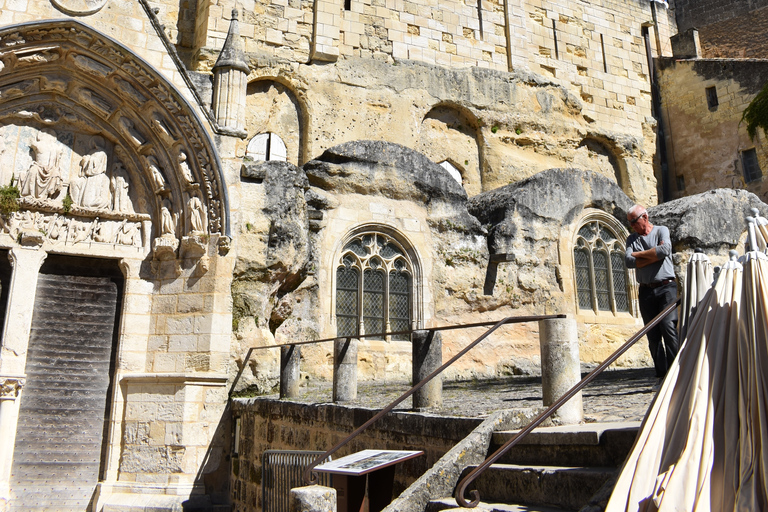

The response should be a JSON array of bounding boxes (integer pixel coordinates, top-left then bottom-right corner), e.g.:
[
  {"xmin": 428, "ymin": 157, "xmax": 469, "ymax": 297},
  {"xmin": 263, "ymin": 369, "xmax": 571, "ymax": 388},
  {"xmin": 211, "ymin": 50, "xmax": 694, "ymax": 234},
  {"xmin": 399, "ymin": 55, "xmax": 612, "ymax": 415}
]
[{"xmin": 119, "ymin": 372, "xmax": 229, "ymax": 386}]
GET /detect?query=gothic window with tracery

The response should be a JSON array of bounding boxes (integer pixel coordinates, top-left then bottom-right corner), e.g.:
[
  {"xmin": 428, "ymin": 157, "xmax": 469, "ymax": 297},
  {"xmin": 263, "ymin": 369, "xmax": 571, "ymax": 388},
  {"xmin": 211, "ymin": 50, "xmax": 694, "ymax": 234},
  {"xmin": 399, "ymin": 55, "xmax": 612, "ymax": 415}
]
[
  {"xmin": 336, "ymin": 233, "xmax": 412, "ymax": 340},
  {"xmin": 573, "ymin": 220, "xmax": 630, "ymax": 314}
]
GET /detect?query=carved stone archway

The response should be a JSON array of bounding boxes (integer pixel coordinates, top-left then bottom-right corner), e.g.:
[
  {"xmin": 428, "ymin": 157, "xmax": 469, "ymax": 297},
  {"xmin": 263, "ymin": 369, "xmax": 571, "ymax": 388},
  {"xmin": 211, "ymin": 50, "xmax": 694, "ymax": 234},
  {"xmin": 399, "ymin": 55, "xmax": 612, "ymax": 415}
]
[{"xmin": 0, "ymin": 19, "xmax": 229, "ymax": 258}]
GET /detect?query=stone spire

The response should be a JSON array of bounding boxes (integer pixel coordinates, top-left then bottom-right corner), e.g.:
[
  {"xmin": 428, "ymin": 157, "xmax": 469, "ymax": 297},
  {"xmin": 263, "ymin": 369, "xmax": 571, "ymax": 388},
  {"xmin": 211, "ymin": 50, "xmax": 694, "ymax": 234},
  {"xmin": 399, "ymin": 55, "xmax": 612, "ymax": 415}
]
[{"xmin": 212, "ymin": 9, "xmax": 249, "ymax": 136}]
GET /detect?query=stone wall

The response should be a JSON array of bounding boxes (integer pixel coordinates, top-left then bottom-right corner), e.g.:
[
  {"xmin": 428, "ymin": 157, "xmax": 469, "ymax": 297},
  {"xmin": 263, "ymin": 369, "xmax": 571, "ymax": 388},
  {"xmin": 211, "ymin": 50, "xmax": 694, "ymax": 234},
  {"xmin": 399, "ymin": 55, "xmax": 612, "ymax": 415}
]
[
  {"xmin": 194, "ymin": 0, "xmax": 674, "ymax": 145},
  {"xmin": 656, "ymin": 58, "xmax": 768, "ymax": 202},
  {"xmin": 229, "ymin": 398, "xmax": 499, "ymax": 511},
  {"xmin": 673, "ymin": 0, "xmax": 768, "ymax": 33}
]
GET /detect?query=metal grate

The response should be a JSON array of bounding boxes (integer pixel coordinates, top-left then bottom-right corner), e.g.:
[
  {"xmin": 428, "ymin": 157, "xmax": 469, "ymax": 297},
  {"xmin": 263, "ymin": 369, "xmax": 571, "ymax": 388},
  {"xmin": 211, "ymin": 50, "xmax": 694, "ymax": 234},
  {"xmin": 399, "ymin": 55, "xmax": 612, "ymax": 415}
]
[
  {"xmin": 611, "ymin": 251, "xmax": 629, "ymax": 312},
  {"xmin": 363, "ymin": 268, "xmax": 385, "ymax": 338},
  {"xmin": 574, "ymin": 248, "xmax": 592, "ymax": 309},
  {"xmin": 389, "ymin": 271, "xmax": 410, "ymax": 340},
  {"xmin": 336, "ymin": 265, "xmax": 359, "ymax": 337},
  {"xmin": 262, "ymin": 450, "xmax": 332, "ymax": 512},
  {"xmin": 593, "ymin": 251, "xmax": 611, "ymax": 311}
]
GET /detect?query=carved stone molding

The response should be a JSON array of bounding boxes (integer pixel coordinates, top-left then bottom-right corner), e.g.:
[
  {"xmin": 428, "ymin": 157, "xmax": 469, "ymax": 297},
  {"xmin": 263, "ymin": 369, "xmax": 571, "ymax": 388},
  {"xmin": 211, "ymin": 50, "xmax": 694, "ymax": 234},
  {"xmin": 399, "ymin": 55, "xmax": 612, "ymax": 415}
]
[
  {"xmin": 0, "ymin": 377, "xmax": 25, "ymax": 400},
  {"xmin": 181, "ymin": 235, "xmax": 207, "ymax": 259},
  {"xmin": 0, "ymin": 20, "xmax": 229, "ymax": 238},
  {"xmin": 152, "ymin": 236, "xmax": 178, "ymax": 261}
]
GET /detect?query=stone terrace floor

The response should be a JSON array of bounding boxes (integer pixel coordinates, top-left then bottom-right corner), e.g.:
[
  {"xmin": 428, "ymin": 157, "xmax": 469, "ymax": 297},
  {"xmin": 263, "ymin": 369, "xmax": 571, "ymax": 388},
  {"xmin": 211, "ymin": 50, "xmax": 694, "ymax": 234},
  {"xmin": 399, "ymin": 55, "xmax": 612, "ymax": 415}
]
[{"xmin": 258, "ymin": 367, "xmax": 659, "ymax": 423}]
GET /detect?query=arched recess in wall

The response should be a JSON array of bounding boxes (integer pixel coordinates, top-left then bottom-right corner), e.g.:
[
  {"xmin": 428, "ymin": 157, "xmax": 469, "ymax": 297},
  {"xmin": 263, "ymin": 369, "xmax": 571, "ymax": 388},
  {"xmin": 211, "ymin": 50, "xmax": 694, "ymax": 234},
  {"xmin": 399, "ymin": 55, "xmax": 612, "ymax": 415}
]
[
  {"xmin": 0, "ymin": 20, "xmax": 230, "ymax": 258},
  {"xmin": 331, "ymin": 224, "xmax": 423, "ymax": 339},
  {"xmin": 415, "ymin": 103, "xmax": 483, "ymax": 196},
  {"xmin": 245, "ymin": 78, "xmax": 306, "ymax": 165},
  {"xmin": 574, "ymin": 137, "xmax": 630, "ymax": 194}
]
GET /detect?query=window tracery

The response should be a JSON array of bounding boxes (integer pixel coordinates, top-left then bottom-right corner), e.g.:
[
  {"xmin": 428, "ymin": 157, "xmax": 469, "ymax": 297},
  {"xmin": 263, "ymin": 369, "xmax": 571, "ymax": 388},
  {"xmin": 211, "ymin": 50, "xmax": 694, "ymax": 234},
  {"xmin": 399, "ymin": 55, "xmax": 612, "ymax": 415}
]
[
  {"xmin": 336, "ymin": 233, "xmax": 412, "ymax": 340},
  {"xmin": 573, "ymin": 219, "xmax": 630, "ymax": 314}
]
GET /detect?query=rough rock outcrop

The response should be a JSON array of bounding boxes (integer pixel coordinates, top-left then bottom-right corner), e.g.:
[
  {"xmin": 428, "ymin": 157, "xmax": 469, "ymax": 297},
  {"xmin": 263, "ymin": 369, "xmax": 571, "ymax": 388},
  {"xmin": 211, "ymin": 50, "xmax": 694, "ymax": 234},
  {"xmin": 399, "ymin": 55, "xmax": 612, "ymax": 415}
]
[
  {"xmin": 305, "ymin": 140, "xmax": 467, "ymax": 206},
  {"xmin": 649, "ymin": 188, "xmax": 768, "ymax": 253}
]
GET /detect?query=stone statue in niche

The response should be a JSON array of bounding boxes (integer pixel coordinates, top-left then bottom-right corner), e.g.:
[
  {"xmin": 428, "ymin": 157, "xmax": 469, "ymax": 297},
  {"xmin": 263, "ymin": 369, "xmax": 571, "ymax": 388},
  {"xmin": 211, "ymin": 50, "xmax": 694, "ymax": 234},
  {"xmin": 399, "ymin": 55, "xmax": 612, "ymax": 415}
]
[
  {"xmin": 110, "ymin": 160, "xmax": 134, "ymax": 213},
  {"xmin": 70, "ymin": 135, "xmax": 110, "ymax": 209},
  {"xmin": 178, "ymin": 149, "xmax": 195, "ymax": 185},
  {"xmin": 160, "ymin": 198, "xmax": 176, "ymax": 237},
  {"xmin": 146, "ymin": 155, "xmax": 168, "ymax": 194},
  {"xmin": 188, "ymin": 194, "xmax": 206, "ymax": 234},
  {"xmin": 20, "ymin": 128, "xmax": 64, "ymax": 200}
]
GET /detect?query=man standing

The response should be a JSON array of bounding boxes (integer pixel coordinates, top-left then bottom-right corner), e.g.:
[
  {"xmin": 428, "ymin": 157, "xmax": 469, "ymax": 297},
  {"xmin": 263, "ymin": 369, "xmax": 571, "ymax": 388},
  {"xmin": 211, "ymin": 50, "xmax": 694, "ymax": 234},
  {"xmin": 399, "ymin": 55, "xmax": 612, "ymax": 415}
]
[{"xmin": 625, "ymin": 204, "xmax": 679, "ymax": 381}]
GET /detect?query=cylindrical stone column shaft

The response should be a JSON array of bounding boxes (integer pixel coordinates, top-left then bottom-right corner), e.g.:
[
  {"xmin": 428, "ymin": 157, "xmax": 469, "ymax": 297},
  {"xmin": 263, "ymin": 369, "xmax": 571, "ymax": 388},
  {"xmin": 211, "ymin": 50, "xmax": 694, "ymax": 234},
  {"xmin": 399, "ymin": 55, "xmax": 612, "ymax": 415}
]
[
  {"xmin": 280, "ymin": 345, "xmax": 301, "ymax": 399},
  {"xmin": 289, "ymin": 485, "xmax": 336, "ymax": 512},
  {"xmin": 333, "ymin": 338, "xmax": 358, "ymax": 402},
  {"xmin": 412, "ymin": 330, "xmax": 442, "ymax": 410},
  {"xmin": 539, "ymin": 317, "xmax": 583, "ymax": 424}
]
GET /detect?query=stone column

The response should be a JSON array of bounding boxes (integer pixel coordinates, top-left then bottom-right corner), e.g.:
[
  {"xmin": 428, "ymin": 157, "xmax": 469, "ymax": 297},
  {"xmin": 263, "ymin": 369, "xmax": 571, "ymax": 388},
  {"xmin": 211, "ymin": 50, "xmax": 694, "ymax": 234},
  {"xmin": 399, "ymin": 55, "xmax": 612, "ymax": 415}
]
[
  {"xmin": 0, "ymin": 376, "xmax": 24, "ymax": 506},
  {"xmin": 333, "ymin": 338, "xmax": 357, "ymax": 402},
  {"xmin": 538, "ymin": 317, "xmax": 583, "ymax": 424},
  {"xmin": 412, "ymin": 330, "xmax": 442, "ymax": 410},
  {"xmin": 280, "ymin": 345, "xmax": 301, "ymax": 399},
  {"xmin": 290, "ymin": 485, "xmax": 336, "ymax": 512},
  {"xmin": 0, "ymin": 247, "xmax": 46, "ymax": 507}
]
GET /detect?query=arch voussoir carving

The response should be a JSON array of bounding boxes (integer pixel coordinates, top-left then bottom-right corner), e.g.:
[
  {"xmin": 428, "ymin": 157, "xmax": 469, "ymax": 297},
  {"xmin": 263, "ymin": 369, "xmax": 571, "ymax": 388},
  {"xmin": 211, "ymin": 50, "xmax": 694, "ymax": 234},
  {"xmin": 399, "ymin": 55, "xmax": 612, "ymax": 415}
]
[{"xmin": 0, "ymin": 19, "xmax": 228, "ymax": 259}]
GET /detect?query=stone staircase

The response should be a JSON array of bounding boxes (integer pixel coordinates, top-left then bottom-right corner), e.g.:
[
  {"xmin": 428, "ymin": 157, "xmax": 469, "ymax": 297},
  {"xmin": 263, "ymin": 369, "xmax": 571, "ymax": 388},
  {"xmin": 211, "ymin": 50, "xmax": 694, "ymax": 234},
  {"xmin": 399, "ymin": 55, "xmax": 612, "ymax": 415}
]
[{"xmin": 424, "ymin": 421, "xmax": 640, "ymax": 512}]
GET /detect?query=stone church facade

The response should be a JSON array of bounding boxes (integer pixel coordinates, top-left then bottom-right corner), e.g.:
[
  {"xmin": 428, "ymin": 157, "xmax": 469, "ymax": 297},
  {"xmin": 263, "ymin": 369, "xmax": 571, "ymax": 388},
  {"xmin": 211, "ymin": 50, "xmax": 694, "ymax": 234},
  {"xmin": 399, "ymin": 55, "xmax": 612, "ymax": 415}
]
[{"xmin": 0, "ymin": 0, "xmax": 761, "ymax": 510}]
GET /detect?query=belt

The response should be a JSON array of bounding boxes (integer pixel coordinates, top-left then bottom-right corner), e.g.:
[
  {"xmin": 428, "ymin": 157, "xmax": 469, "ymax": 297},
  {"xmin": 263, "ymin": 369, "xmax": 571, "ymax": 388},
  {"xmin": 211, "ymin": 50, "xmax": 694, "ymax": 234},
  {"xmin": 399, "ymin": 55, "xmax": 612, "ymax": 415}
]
[{"xmin": 640, "ymin": 278, "xmax": 675, "ymax": 289}]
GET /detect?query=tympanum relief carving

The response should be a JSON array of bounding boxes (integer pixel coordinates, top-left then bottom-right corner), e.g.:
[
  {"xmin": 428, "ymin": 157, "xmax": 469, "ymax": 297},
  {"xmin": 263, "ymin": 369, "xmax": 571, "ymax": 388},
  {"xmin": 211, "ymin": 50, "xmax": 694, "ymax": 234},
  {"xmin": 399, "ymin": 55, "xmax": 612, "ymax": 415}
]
[
  {"xmin": 0, "ymin": 20, "xmax": 227, "ymax": 242},
  {"xmin": 0, "ymin": 127, "xmax": 204, "ymax": 254}
]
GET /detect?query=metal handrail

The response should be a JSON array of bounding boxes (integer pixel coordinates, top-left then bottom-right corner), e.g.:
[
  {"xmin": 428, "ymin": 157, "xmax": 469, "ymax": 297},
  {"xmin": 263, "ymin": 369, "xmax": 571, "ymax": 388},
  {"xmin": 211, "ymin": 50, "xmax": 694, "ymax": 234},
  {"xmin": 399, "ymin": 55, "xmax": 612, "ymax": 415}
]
[
  {"xmin": 454, "ymin": 297, "xmax": 682, "ymax": 507},
  {"xmin": 229, "ymin": 319, "xmax": 556, "ymax": 397},
  {"xmin": 301, "ymin": 314, "xmax": 567, "ymax": 484}
]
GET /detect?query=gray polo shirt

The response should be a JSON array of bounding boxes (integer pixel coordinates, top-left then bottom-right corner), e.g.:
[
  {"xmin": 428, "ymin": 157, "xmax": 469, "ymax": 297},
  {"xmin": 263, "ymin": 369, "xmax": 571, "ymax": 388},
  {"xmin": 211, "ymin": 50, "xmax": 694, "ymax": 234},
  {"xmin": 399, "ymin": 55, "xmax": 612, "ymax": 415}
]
[{"xmin": 625, "ymin": 225, "xmax": 675, "ymax": 284}]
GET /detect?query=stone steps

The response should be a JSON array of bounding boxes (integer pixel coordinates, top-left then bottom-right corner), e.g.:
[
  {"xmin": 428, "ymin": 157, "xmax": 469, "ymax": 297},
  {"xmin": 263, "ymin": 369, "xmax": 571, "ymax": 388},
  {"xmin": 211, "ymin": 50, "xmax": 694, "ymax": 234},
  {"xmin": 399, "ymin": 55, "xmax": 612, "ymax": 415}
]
[
  {"xmin": 490, "ymin": 421, "xmax": 640, "ymax": 468},
  {"xmin": 427, "ymin": 422, "xmax": 640, "ymax": 512},
  {"xmin": 426, "ymin": 497, "xmax": 570, "ymax": 512}
]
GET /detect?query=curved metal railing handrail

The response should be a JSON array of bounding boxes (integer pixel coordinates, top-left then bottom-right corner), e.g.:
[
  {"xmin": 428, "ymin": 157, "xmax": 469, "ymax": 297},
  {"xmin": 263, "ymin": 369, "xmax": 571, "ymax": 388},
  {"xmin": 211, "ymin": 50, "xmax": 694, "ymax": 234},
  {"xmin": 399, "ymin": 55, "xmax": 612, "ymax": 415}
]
[
  {"xmin": 229, "ymin": 319, "xmax": 556, "ymax": 397},
  {"xmin": 301, "ymin": 314, "xmax": 567, "ymax": 484},
  {"xmin": 454, "ymin": 297, "xmax": 682, "ymax": 507}
]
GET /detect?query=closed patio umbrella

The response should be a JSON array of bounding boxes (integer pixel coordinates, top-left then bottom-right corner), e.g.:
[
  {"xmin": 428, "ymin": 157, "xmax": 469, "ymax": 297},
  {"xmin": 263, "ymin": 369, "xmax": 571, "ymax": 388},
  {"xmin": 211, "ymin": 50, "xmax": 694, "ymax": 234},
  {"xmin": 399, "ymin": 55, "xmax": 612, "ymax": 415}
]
[
  {"xmin": 679, "ymin": 249, "xmax": 714, "ymax": 343},
  {"xmin": 606, "ymin": 247, "xmax": 768, "ymax": 511}
]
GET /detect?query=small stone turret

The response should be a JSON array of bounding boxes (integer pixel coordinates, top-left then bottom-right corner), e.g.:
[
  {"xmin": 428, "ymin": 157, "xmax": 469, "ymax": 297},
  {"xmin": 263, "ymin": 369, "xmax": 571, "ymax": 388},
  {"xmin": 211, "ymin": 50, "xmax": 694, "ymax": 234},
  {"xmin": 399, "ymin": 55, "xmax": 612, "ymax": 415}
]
[{"xmin": 212, "ymin": 9, "xmax": 249, "ymax": 136}]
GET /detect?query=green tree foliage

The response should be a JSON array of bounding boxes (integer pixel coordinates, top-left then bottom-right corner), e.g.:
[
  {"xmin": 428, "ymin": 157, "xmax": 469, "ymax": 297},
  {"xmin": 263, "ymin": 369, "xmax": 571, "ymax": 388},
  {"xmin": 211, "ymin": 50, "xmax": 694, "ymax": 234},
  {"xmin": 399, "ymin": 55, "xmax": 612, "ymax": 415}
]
[{"xmin": 743, "ymin": 80, "xmax": 768, "ymax": 140}]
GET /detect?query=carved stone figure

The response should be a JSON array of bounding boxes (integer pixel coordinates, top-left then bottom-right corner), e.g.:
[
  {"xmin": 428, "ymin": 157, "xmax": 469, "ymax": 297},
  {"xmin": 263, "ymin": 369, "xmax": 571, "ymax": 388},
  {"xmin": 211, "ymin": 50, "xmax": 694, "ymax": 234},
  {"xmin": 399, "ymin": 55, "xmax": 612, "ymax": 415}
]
[
  {"xmin": 161, "ymin": 198, "xmax": 176, "ymax": 237},
  {"xmin": 110, "ymin": 161, "xmax": 134, "ymax": 213},
  {"xmin": 188, "ymin": 194, "xmax": 206, "ymax": 234},
  {"xmin": 146, "ymin": 155, "xmax": 168, "ymax": 194},
  {"xmin": 179, "ymin": 150, "xmax": 195, "ymax": 184},
  {"xmin": 117, "ymin": 221, "xmax": 141, "ymax": 246},
  {"xmin": 20, "ymin": 128, "xmax": 64, "ymax": 200},
  {"xmin": 71, "ymin": 135, "xmax": 110, "ymax": 209}
]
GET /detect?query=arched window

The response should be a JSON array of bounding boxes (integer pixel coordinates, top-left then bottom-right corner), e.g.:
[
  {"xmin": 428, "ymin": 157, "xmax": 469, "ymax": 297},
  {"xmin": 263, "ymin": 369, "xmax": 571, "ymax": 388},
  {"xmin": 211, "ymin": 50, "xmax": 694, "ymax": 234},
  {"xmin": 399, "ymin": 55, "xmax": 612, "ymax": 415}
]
[
  {"xmin": 246, "ymin": 132, "xmax": 287, "ymax": 162},
  {"xmin": 573, "ymin": 219, "xmax": 630, "ymax": 314},
  {"xmin": 336, "ymin": 233, "xmax": 413, "ymax": 340}
]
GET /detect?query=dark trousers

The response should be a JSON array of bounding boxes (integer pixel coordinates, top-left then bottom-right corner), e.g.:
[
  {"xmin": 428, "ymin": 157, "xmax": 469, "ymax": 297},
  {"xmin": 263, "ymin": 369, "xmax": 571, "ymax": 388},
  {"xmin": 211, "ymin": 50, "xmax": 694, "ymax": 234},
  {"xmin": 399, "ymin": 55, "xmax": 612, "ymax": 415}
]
[{"xmin": 638, "ymin": 281, "xmax": 679, "ymax": 378}]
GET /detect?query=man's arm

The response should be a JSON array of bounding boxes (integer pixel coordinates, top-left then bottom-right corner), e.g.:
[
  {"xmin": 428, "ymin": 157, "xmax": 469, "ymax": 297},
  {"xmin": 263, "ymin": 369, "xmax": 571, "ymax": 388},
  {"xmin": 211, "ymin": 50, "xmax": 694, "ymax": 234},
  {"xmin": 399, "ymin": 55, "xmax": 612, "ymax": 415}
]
[
  {"xmin": 631, "ymin": 227, "xmax": 671, "ymax": 268},
  {"xmin": 632, "ymin": 247, "xmax": 659, "ymax": 268}
]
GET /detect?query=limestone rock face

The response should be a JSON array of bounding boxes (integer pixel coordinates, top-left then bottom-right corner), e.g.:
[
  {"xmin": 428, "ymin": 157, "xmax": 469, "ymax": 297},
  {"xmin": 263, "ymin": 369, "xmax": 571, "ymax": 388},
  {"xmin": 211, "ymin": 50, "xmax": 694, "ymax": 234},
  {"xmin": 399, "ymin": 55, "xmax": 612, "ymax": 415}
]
[
  {"xmin": 305, "ymin": 140, "xmax": 468, "ymax": 206},
  {"xmin": 649, "ymin": 188, "xmax": 768, "ymax": 252},
  {"xmin": 232, "ymin": 160, "xmax": 314, "ymax": 392}
]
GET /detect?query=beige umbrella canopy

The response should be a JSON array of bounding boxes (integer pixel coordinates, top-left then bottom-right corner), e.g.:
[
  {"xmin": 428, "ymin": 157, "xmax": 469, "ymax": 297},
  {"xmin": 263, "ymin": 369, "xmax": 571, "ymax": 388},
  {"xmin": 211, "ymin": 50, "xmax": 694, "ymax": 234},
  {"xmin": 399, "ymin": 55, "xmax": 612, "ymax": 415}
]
[
  {"xmin": 679, "ymin": 249, "xmax": 714, "ymax": 343},
  {"xmin": 607, "ymin": 246, "xmax": 768, "ymax": 511}
]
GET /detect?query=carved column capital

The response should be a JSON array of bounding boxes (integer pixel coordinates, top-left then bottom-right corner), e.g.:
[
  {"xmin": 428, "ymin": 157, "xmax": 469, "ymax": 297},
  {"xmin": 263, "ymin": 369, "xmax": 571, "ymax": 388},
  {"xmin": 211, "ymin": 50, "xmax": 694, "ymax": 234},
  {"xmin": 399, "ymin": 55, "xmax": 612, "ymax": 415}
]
[
  {"xmin": 8, "ymin": 246, "xmax": 47, "ymax": 271},
  {"xmin": 0, "ymin": 377, "xmax": 25, "ymax": 400}
]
